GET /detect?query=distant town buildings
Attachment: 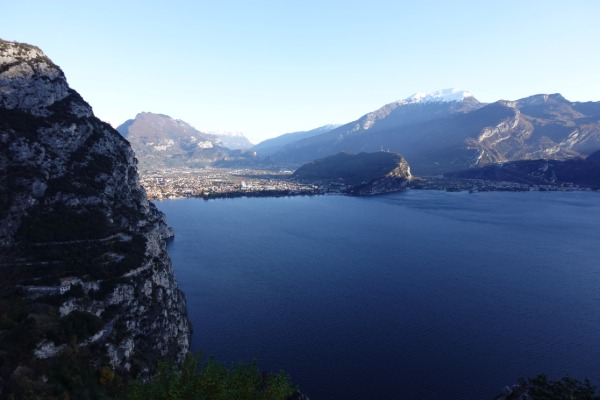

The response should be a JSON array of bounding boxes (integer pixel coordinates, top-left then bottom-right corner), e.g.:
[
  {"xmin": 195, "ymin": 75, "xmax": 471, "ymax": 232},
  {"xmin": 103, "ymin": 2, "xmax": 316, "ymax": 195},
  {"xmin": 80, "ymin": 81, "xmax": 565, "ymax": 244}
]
[
  {"xmin": 139, "ymin": 167, "xmax": 593, "ymax": 201},
  {"xmin": 140, "ymin": 167, "xmax": 320, "ymax": 199}
]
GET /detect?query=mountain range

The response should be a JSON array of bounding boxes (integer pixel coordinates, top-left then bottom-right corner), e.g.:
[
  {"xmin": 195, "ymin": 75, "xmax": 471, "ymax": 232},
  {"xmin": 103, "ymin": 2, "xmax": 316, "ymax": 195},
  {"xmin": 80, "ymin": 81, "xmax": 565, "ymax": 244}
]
[
  {"xmin": 250, "ymin": 124, "xmax": 340, "ymax": 157},
  {"xmin": 116, "ymin": 112, "xmax": 232, "ymax": 170},
  {"xmin": 265, "ymin": 89, "xmax": 600, "ymax": 175},
  {"xmin": 116, "ymin": 89, "xmax": 600, "ymax": 178}
]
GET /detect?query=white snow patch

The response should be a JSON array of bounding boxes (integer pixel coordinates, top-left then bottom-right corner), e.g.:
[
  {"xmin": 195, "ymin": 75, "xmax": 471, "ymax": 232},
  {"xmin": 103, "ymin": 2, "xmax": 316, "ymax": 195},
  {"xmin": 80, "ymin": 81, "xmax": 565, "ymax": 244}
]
[{"xmin": 401, "ymin": 88, "xmax": 473, "ymax": 104}]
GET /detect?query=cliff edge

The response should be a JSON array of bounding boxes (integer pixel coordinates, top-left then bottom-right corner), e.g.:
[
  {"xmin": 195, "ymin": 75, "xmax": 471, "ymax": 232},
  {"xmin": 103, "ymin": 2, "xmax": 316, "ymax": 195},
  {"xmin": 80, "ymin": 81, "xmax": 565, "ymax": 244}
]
[{"xmin": 0, "ymin": 39, "xmax": 190, "ymax": 396}]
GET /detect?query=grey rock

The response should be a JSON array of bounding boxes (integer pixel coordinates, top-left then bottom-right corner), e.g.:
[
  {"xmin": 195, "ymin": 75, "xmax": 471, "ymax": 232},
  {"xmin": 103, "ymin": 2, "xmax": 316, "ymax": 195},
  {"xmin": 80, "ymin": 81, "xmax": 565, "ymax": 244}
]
[{"xmin": 0, "ymin": 39, "xmax": 191, "ymax": 381}]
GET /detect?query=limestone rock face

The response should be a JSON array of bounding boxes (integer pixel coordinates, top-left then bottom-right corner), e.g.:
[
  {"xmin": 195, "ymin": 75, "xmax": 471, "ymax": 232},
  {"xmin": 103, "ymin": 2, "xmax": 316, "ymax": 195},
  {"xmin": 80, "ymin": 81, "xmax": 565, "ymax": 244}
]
[
  {"xmin": 0, "ymin": 43, "xmax": 71, "ymax": 116},
  {"xmin": 350, "ymin": 155, "xmax": 412, "ymax": 195},
  {"xmin": 0, "ymin": 39, "xmax": 191, "ymax": 392}
]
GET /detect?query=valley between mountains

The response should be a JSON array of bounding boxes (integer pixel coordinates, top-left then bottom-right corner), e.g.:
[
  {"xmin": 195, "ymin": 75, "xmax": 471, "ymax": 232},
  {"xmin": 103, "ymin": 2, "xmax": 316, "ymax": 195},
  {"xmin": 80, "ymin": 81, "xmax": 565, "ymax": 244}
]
[{"xmin": 118, "ymin": 89, "xmax": 600, "ymax": 199}]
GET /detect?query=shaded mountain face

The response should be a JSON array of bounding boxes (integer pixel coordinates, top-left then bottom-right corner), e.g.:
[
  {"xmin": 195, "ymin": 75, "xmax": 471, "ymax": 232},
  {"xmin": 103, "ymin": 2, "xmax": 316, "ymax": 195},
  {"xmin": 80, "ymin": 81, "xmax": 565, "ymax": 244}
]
[
  {"xmin": 0, "ymin": 40, "xmax": 190, "ymax": 396},
  {"xmin": 446, "ymin": 150, "xmax": 600, "ymax": 188},
  {"xmin": 293, "ymin": 151, "xmax": 412, "ymax": 194},
  {"xmin": 272, "ymin": 92, "xmax": 483, "ymax": 171},
  {"xmin": 271, "ymin": 91, "xmax": 600, "ymax": 176},
  {"xmin": 117, "ymin": 112, "xmax": 231, "ymax": 170},
  {"xmin": 251, "ymin": 124, "xmax": 339, "ymax": 157}
]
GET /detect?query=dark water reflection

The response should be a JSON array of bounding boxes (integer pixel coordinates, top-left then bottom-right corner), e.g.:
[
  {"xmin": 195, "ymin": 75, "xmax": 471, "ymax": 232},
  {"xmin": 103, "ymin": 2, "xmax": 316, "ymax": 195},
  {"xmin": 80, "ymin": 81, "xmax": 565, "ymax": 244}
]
[{"xmin": 157, "ymin": 191, "xmax": 600, "ymax": 400}]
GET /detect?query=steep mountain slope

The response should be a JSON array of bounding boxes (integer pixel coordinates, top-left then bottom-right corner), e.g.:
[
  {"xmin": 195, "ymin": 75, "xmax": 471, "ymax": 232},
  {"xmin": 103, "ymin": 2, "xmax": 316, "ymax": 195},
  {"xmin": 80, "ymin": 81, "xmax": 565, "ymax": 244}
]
[
  {"xmin": 454, "ymin": 94, "xmax": 600, "ymax": 175},
  {"xmin": 0, "ymin": 40, "xmax": 190, "ymax": 396},
  {"xmin": 251, "ymin": 124, "xmax": 339, "ymax": 157},
  {"xmin": 117, "ymin": 112, "xmax": 231, "ymax": 170},
  {"xmin": 273, "ymin": 89, "xmax": 482, "ymax": 170},
  {"xmin": 272, "ymin": 90, "xmax": 600, "ymax": 175}
]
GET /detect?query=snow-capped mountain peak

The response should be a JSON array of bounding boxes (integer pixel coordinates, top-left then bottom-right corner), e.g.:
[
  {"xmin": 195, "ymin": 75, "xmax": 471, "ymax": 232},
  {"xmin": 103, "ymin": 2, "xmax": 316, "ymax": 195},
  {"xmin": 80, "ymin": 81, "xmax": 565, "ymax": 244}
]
[{"xmin": 402, "ymin": 88, "xmax": 473, "ymax": 104}]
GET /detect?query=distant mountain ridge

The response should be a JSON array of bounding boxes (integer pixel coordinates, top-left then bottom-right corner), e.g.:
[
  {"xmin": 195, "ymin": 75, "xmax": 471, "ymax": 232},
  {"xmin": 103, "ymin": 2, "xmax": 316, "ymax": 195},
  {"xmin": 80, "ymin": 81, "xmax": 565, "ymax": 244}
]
[
  {"xmin": 400, "ymin": 88, "xmax": 474, "ymax": 104},
  {"xmin": 117, "ymin": 112, "xmax": 232, "ymax": 170},
  {"xmin": 117, "ymin": 90, "xmax": 600, "ymax": 177},
  {"xmin": 269, "ymin": 90, "xmax": 600, "ymax": 175},
  {"xmin": 271, "ymin": 90, "xmax": 483, "ymax": 171},
  {"xmin": 210, "ymin": 130, "xmax": 253, "ymax": 150},
  {"xmin": 251, "ymin": 124, "xmax": 340, "ymax": 156}
]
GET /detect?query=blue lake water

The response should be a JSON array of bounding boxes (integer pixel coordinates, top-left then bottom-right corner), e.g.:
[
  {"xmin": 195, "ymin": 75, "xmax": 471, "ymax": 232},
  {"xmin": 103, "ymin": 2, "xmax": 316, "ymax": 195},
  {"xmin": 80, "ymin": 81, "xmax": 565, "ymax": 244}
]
[{"xmin": 156, "ymin": 190, "xmax": 600, "ymax": 399}]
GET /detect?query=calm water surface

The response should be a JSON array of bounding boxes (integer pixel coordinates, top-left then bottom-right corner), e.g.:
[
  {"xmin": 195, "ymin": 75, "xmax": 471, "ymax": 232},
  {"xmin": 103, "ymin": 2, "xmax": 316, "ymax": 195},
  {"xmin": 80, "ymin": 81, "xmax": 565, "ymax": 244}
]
[{"xmin": 156, "ymin": 190, "xmax": 600, "ymax": 400}]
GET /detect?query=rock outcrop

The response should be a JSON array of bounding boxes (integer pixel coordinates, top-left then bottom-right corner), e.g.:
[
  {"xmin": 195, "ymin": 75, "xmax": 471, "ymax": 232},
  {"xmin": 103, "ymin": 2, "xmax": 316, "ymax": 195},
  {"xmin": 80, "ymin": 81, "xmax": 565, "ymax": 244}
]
[{"xmin": 0, "ymin": 39, "xmax": 190, "ymax": 396}]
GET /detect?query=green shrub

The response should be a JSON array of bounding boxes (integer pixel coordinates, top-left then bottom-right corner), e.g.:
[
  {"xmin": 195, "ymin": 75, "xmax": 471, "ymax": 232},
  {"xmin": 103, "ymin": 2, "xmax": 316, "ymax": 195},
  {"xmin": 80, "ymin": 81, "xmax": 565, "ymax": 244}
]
[
  {"xmin": 122, "ymin": 353, "xmax": 297, "ymax": 400},
  {"xmin": 523, "ymin": 374, "xmax": 599, "ymax": 400}
]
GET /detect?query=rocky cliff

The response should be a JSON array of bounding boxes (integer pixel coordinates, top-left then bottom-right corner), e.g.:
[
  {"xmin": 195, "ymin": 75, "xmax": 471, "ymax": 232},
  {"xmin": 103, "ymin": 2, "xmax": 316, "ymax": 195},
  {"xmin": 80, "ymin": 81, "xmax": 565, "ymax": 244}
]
[{"xmin": 0, "ymin": 39, "xmax": 190, "ymax": 396}]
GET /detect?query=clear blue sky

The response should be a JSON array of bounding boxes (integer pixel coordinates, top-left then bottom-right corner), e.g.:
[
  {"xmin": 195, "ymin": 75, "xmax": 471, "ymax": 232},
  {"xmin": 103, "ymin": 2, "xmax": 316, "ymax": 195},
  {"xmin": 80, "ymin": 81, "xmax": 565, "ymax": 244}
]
[{"xmin": 3, "ymin": 0, "xmax": 599, "ymax": 143}]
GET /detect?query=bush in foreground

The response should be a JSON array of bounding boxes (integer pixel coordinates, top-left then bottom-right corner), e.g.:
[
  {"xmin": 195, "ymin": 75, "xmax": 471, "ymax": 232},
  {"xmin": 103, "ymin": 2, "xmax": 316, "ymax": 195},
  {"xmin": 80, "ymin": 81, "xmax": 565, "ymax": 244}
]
[
  {"xmin": 522, "ymin": 374, "xmax": 599, "ymax": 400},
  {"xmin": 121, "ymin": 353, "xmax": 297, "ymax": 400}
]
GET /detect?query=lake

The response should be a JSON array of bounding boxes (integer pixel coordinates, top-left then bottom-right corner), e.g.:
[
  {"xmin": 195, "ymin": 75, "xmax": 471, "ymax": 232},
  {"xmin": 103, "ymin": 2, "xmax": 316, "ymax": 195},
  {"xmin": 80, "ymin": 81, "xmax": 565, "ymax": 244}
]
[{"xmin": 156, "ymin": 190, "xmax": 600, "ymax": 399}]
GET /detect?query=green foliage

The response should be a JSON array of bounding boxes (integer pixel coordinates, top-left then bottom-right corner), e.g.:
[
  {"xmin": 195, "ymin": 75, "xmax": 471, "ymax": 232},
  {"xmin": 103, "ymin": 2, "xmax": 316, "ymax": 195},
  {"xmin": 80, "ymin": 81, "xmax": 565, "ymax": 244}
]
[
  {"xmin": 523, "ymin": 374, "xmax": 600, "ymax": 400},
  {"xmin": 121, "ymin": 353, "xmax": 297, "ymax": 400}
]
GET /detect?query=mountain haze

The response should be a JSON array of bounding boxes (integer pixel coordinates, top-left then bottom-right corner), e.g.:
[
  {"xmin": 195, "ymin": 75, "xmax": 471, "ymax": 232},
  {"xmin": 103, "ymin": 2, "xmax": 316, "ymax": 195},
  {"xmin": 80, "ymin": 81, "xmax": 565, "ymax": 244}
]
[
  {"xmin": 251, "ymin": 124, "xmax": 340, "ymax": 157},
  {"xmin": 210, "ymin": 130, "xmax": 253, "ymax": 150}
]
